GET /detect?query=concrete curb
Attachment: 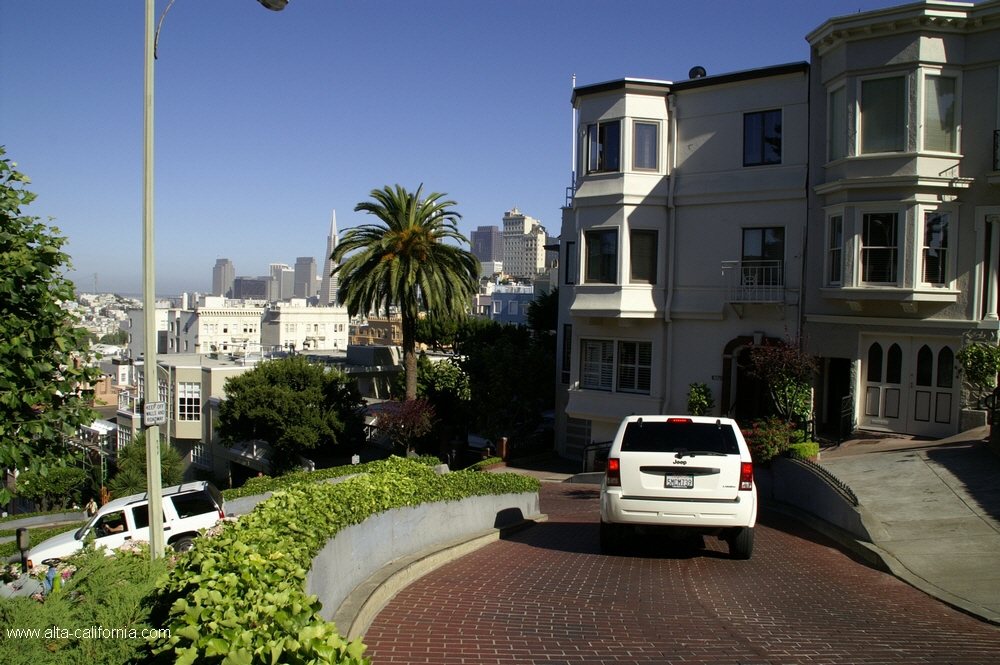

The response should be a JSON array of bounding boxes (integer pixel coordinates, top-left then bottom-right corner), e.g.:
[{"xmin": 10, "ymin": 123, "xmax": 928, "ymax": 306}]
[
  {"xmin": 764, "ymin": 501, "xmax": 1000, "ymax": 626},
  {"xmin": 331, "ymin": 514, "xmax": 548, "ymax": 640}
]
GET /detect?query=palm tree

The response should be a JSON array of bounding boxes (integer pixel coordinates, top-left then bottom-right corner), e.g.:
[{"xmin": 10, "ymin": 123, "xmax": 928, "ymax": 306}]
[{"xmin": 333, "ymin": 185, "xmax": 480, "ymax": 400}]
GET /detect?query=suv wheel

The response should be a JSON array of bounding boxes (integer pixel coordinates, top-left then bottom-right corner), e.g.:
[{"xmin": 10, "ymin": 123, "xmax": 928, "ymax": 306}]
[
  {"xmin": 599, "ymin": 521, "xmax": 623, "ymax": 555},
  {"xmin": 727, "ymin": 527, "xmax": 754, "ymax": 560},
  {"xmin": 171, "ymin": 538, "xmax": 195, "ymax": 553}
]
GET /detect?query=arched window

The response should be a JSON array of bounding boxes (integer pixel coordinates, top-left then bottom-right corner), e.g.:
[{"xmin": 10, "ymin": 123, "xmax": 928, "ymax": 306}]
[
  {"xmin": 867, "ymin": 343, "xmax": 883, "ymax": 383},
  {"xmin": 916, "ymin": 345, "xmax": 933, "ymax": 386},
  {"xmin": 937, "ymin": 347, "xmax": 954, "ymax": 388},
  {"xmin": 887, "ymin": 344, "xmax": 903, "ymax": 384}
]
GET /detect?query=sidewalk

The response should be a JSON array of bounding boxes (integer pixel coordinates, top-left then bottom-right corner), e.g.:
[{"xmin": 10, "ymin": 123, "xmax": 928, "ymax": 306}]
[{"xmin": 819, "ymin": 426, "xmax": 1000, "ymax": 624}]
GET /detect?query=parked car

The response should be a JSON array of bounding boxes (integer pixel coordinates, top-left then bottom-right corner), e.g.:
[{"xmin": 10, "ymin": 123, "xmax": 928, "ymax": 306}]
[
  {"xmin": 600, "ymin": 415, "xmax": 757, "ymax": 559},
  {"xmin": 27, "ymin": 481, "xmax": 226, "ymax": 564}
]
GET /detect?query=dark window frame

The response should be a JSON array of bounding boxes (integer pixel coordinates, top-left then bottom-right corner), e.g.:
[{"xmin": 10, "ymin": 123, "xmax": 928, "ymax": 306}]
[
  {"xmin": 743, "ymin": 109, "xmax": 782, "ymax": 166},
  {"xmin": 629, "ymin": 229, "xmax": 658, "ymax": 284}
]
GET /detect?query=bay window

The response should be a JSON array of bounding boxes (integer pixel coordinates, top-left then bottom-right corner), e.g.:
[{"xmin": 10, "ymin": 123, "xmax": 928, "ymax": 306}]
[
  {"xmin": 861, "ymin": 212, "xmax": 899, "ymax": 284},
  {"xmin": 860, "ymin": 76, "xmax": 906, "ymax": 154},
  {"xmin": 923, "ymin": 75, "xmax": 957, "ymax": 153}
]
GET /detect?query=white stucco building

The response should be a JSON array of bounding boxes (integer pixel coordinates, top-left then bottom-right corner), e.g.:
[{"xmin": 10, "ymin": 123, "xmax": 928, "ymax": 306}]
[{"xmin": 503, "ymin": 207, "xmax": 549, "ymax": 279}]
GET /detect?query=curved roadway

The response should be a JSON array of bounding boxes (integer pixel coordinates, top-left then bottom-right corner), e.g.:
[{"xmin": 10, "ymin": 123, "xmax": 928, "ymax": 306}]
[{"xmin": 364, "ymin": 483, "xmax": 1000, "ymax": 664}]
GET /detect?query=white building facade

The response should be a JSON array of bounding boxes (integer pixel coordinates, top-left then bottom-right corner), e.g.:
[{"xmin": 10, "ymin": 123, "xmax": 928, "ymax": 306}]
[
  {"xmin": 556, "ymin": 64, "xmax": 810, "ymax": 459},
  {"xmin": 804, "ymin": 0, "xmax": 1000, "ymax": 439}
]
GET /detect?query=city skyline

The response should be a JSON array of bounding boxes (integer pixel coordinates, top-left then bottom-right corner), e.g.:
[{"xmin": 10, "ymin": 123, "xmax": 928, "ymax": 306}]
[{"xmin": 1, "ymin": 0, "xmax": 903, "ymax": 295}]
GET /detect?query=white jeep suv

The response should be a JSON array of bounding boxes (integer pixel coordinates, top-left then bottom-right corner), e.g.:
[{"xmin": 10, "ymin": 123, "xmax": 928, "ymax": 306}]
[
  {"xmin": 600, "ymin": 415, "xmax": 757, "ymax": 559},
  {"xmin": 27, "ymin": 481, "xmax": 226, "ymax": 564}
]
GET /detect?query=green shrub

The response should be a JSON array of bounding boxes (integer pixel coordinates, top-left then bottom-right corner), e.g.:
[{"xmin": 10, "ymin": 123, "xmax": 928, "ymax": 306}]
[
  {"xmin": 786, "ymin": 442, "xmax": 820, "ymax": 459},
  {"xmin": 153, "ymin": 456, "xmax": 538, "ymax": 665},
  {"xmin": 0, "ymin": 546, "xmax": 169, "ymax": 665},
  {"xmin": 463, "ymin": 457, "xmax": 504, "ymax": 472},
  {"xmin": 742, "ymin": 417, "xmax": 795, "ymax": 464},
  {"xmin": 686, "ymin": 382, "xmax": 715, "ymax": 416},
  {"xmin": 956, "ymin": 341, "xmax": 1000, "ymax": 407},
  {"xmin": 221, "ymin": 455, "xmax": 441, "ymax": 500}
]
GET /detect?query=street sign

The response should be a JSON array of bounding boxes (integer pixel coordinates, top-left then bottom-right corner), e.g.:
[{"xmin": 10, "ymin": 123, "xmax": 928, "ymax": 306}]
[{"xmin": 144, "ymin": 401, "xmax": 167, "ymax": 426}]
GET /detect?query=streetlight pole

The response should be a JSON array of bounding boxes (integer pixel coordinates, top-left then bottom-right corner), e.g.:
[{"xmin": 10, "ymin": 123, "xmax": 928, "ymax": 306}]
[
  {"xmin": 141, "ymin": 0, "xmax": 286, "ymax": 560},
  {"xmin": 142, "ymin": 0, "xmax": 165, "ymax": 560}
]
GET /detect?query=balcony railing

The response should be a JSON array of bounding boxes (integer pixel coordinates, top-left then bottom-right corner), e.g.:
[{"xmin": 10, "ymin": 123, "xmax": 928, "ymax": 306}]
[{"xmin": 721, "ymin": 260, "xmax": 785, "ymax": 303}]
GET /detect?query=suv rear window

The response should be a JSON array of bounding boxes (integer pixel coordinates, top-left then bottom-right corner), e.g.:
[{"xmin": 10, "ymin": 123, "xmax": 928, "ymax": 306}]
[
  {"xmin": 171, "ymin": 492, "xmax": 217, "ymax": 519},
  {"xmin": 620, "ymin": 420, "xmax": 739, "ymax": 454}
]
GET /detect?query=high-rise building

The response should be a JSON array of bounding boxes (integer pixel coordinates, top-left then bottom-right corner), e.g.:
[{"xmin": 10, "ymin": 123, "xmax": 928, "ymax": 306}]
[
  {"xmin": 294, "ymin": 257, "xmax": 317, "ymax": 299},
  {"xmin": 319, "ymin": 211, "xmax": 339, "ymax": 306},
  {"xmin": 212, "ymin": 259, "xmax": 235, "ymax": 298},
  {"xmin": 232, "ymin": 276, "xmax": 269, "ymax": 301},
  {"xmin": 269, "ymin": 263, "xmax": 295, "ymax": 301},
  {"xmin": 502, "ymin": 207, "xmax": 548, "ymax": 279},
  {"xmin": 471, "ymin": 225, "xmax": 503, "ymax": 264}
]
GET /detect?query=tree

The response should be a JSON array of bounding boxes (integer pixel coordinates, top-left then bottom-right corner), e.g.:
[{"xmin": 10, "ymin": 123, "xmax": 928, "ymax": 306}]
[
  {"xmin": 375, "ymin": 398, "xmax": 436, "ymax": 455},
  {"xmin": 216, "ymin": 356, "xmax": 365, "ymax": 474},
  {"xmin": 414, "ymin": 314, "xmax": 459, "ymax": 352},
  {"xmin": 16, "ymin": 465, "xmax": 87, "ymax": 511},
  {"xmin": 332, "ymin": 185, "xmax": 480, "ymax": 401},
  {"xmin": 99, "ymin": 330, "xmax": 128, "ymax": 346},
  {"xmin": 956, "ymin": 341, "xmax": 1000, "ymax": 408},
  {"xmin": 746, "ymin": 331, "xmax": 817, "ymax": 422},
  {"xmin": 526, "ymin": 287, "xmax": 559, "ymax": 338},
  {"xmin": 459, "ymin": 322, "xmax": 554, "ymax": 443},
  {"xmin": 108, "ymin": 433, "xmax": 184, "ymax": 498},
  {"xmin": 0, "ymin": 149, "xmax": 98, "ymax": 504}
]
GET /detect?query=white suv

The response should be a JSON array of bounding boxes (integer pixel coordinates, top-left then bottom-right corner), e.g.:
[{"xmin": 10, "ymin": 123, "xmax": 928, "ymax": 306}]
[
  {"xmin": 28, "ymin": 481, "xmax": 225, "ymax": 564},
  {"xmin": 600, "ymin": 415, "xmax": 757, "ymax": 559}
]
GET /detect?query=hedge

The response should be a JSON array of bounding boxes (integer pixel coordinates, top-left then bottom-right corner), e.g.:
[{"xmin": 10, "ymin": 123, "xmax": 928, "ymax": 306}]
[
  {"xmin": 221, "ymin": 455, "xmax": 442, "ymax": 500},
  {"xmin": 786, "ymin": 442, "xmax": 820, "ymax": 459},
  {"xmin": 152, "ymin": 456, "xmax": 539, "ymax": 665}
]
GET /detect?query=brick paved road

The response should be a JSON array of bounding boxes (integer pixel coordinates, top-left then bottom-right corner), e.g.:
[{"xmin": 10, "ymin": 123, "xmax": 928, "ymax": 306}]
[{"xmin": 363, "ymin": 484, "xmax": 1000, "ymax": 664}]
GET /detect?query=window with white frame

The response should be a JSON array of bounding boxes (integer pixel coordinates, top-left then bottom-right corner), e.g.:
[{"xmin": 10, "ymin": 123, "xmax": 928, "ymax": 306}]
[
  {"xmin": 508, "ymin": 300, "xmax": 518, "ymax": 315},
  {"xmin": 827, "ymin": 215, "xmax": 844, "ymax": 285},
  {"xmin": 633, "ymin": 121, "xmax": 658, "ymax": 170},
  {"xmin": 828, "ymin": 86, "xmax": 847, "ymax": 161},
  {"xmin": 586, "ymin": 120, "xmax": 621, "ymax": 173},
  {"xmin": 178, "ymin": 382, "xmax": 201, "ymax": 422},
  {"xmin": 580, "ymin": 339, "xmax": 652, "ymax": 395},
  {"xmin": 585, "ymin": 229, "xmax": 618, "ymax": 283},
  {"xmin": 923, "ymin": 74, "xmax": 957, "ymax": 153},
  {"xmin": 861, "ymin": 212, "xmax": 899, "ymax": 284},
  {"xmin": 860, "ymin": 76, "xmax": 907, "ymax": 154},
  {"xmin": 922, "ymin": 211, "xmax": 950, "ymax": 286},
  {"xmin": 616, "ymin": 341, "xmax": 652, "ymax": 393},
  {"xmin": 191, "ymin": 442, "xmax": 211, "ymax": 469},
  {"xmin": 581, "ymin": 340, "xmax": 614, "ymax": 391}
]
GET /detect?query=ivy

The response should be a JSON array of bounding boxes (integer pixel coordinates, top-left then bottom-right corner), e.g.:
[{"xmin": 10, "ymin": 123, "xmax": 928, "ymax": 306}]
[{"xmin": 152, "ymin": 457, "xmax": 539, "ymax": 664}]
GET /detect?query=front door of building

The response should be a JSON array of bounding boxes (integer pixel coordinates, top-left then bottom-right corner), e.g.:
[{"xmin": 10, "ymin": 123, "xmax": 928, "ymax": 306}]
[{"xmin": 859, "ymin": 335, "xmax": 959, "ymax": 438}]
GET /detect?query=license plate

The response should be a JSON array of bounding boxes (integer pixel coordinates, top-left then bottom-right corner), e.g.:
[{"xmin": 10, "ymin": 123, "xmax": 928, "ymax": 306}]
[{"xmin": 664, "ymin": 475, "xmax": 694, "ymax": 489}]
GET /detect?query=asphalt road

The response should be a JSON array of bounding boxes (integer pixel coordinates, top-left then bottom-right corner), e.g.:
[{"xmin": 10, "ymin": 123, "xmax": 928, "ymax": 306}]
[{"xmin": 363, "ymin": 483, "xmax": 1000, "ymax": 665}]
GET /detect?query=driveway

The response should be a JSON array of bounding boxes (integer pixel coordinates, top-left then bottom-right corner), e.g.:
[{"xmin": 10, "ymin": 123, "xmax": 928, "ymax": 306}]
[{"xmin": 363, "ymin": 483, "xmax": 1000, "ymax": 664}]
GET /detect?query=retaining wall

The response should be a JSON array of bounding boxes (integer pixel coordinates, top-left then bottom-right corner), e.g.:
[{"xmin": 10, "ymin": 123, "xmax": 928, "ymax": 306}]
[
  {"xmin": 757, "ymin": 457, "xmax": 874, "ymax": 542},
  {"xmin": 306, "ymin": 491, "xmax": 540, "ymax": 621}
]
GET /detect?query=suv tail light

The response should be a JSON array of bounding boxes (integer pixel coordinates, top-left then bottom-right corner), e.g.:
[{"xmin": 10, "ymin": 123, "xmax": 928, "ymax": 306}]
[
  {"xmin": 606, "ymin": 458, "xmax": 621, "ymax": 487},
  {"xmin": 740, "ymin": 462, "xmax": 753, "ymax": 491}
]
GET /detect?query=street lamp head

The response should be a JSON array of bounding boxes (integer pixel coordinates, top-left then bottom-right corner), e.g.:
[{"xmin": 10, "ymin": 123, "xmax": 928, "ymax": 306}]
[{"xmin": 257, "ymin": 0, "xmax": 288, "ymax": 10}]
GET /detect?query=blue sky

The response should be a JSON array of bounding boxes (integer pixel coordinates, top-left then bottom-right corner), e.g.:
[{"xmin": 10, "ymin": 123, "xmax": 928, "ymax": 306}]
[{"xmin": 1, "ymin": 0, "xmax": 903, "ymax": 295}]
